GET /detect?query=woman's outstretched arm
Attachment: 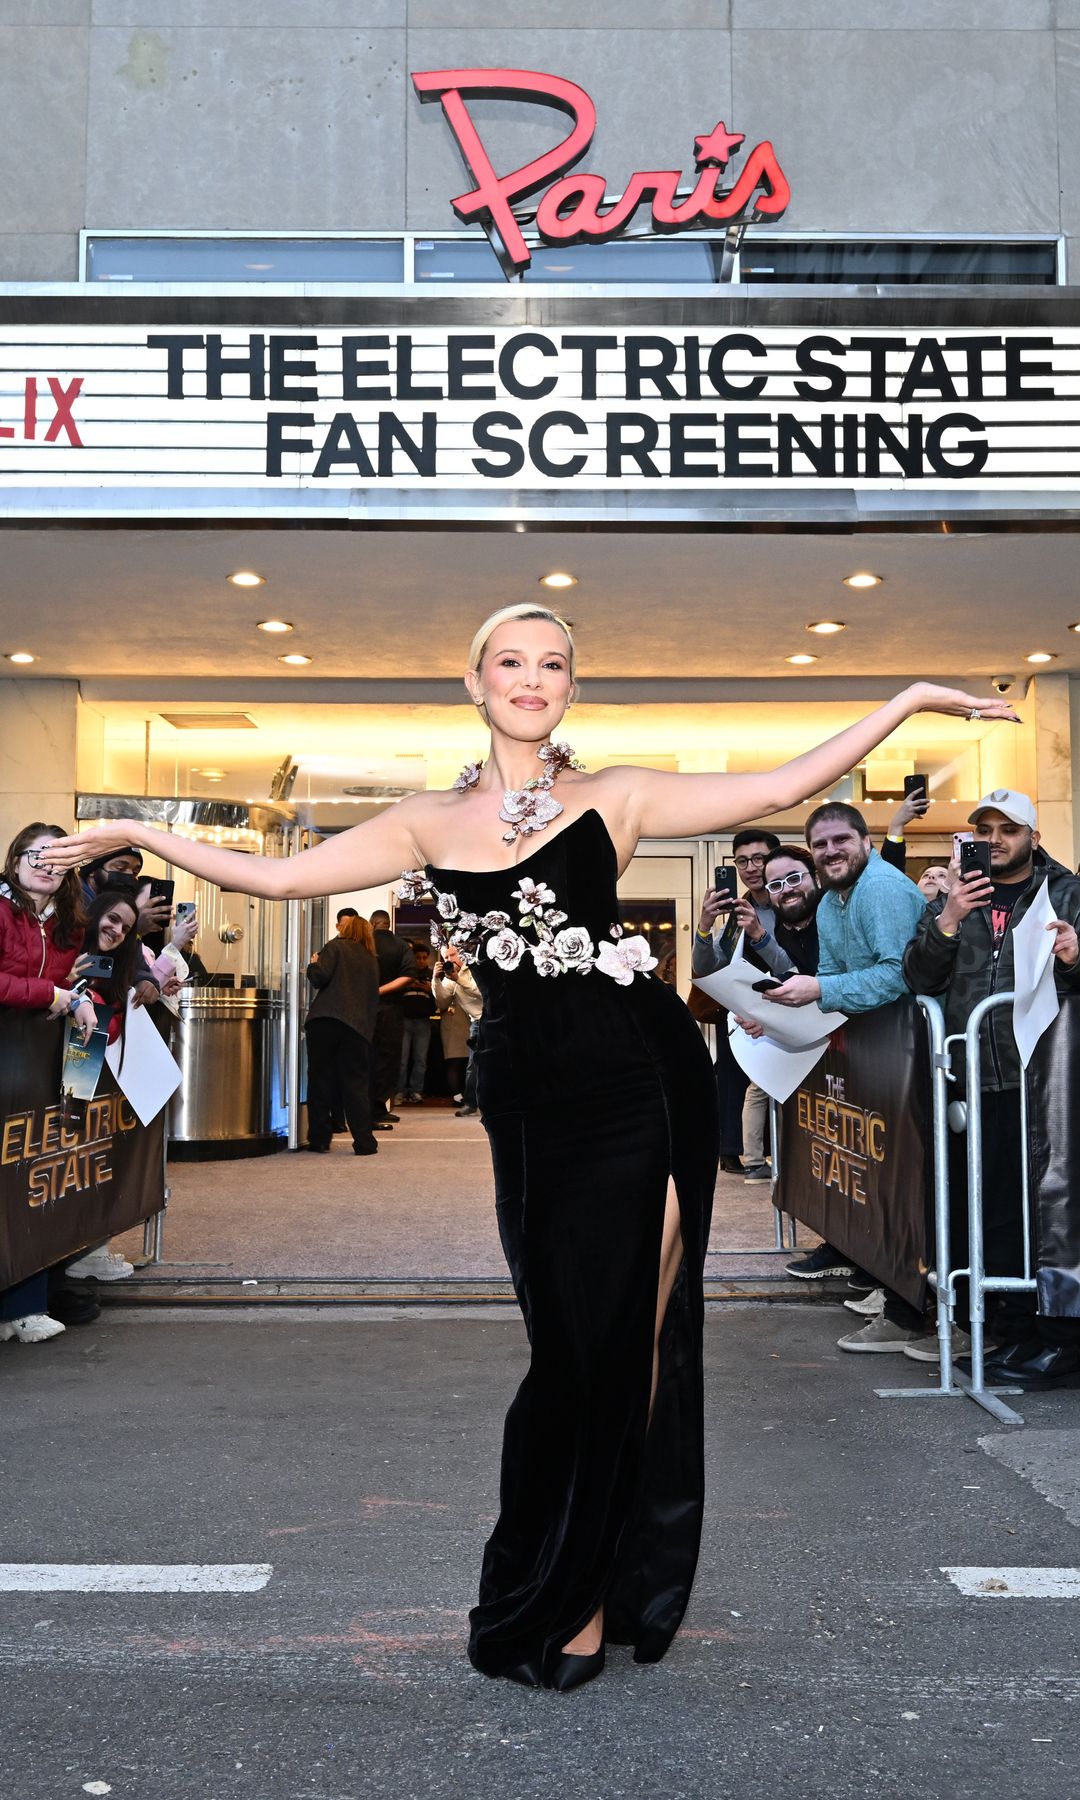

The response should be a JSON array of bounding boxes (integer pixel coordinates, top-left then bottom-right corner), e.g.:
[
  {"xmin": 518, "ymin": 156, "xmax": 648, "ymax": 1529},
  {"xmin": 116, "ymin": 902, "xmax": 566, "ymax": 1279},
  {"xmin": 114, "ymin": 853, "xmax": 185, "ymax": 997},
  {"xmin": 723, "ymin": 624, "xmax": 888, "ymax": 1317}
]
[
  {"xmin": 44, "ymin": 799, "xmax": 428, "ymax": 901},
  {"xmin": 621, "ymin": 683, "xmax": 1021, "ymax": 840}
]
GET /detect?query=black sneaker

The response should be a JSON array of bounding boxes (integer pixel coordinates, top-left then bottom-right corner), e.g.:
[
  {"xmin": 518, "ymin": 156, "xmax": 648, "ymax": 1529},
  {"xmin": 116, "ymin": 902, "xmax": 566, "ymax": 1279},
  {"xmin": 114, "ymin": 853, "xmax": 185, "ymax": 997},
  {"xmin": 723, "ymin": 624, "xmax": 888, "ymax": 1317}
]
[
  {"xmin": 846, "ymin": 1267, "xmax": 875, "ymax": 1292},
  {"xmin": 785, "ymin": 1244, "xmax": 854, "ymax": 1280}
]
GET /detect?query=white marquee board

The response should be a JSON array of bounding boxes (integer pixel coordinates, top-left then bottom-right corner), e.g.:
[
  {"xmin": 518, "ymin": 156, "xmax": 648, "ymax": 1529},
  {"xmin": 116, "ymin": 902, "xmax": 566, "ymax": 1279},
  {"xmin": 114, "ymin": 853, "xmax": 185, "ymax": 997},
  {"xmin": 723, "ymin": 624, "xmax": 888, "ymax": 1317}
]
[{"xmin": 0, "ymin": 323, "xmax": 1078, "ymax": 498}]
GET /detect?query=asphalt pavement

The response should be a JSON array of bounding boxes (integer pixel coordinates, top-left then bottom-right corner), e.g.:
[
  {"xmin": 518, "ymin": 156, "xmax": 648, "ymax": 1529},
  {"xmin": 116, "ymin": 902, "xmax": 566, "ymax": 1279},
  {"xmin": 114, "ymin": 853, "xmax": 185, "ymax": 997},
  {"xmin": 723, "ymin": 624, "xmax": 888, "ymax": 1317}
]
[{"xmin": 2, "ymin": 1304, "xmax": 1079, "ymax": 1800}]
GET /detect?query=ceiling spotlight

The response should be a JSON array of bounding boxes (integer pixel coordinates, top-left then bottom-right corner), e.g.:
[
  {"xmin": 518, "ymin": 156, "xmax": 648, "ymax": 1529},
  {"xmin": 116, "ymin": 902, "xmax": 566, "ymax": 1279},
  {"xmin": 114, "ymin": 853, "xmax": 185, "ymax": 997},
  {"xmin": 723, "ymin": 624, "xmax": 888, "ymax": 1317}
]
[
  {"xmin": 786, "ymin": 653, "xmax": 818, "ymax": 665},
  {"xmin": 257, "ymin": 619, "xmax": 294, "ymax": 633},
  {"xmin": 1069, "ymin": 622, "xmax": 1080, "ymax": 634},
  {"xmin": 199, "ymin": 767, "xmax": 227, "ymax": 781},
  {"xmin": 539, "ymin": 572, "xmax": 577, "ymax": 589},
  {"xmin": 4, "ymin": 651, "xmax": 35, "ymax": 664},
  {"xmin": 843, "ymin": 572, "xmax": 882, "ymax": 589},
  {"xmin": 278, "ymin": 652, "xmax": 313, "ymax": 665},
  {"xmin": 806, "ymin": 621, "xmax": 846, "ymax": 635},
  {"xmin": 1026, "ymin": 651, "xmax": 1057, "ymax": 664},
  {"xmin": 227, "ymin": 570, "xmax": 265, "ymax": 588}
]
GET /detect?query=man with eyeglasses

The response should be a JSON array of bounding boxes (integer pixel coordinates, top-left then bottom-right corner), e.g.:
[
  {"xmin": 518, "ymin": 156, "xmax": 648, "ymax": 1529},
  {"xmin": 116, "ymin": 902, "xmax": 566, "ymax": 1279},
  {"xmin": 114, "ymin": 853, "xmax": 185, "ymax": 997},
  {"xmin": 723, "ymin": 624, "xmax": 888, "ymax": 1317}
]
[{"xmin": 693, "ymin": 829, "xmax": 783, "ymax": 1181}]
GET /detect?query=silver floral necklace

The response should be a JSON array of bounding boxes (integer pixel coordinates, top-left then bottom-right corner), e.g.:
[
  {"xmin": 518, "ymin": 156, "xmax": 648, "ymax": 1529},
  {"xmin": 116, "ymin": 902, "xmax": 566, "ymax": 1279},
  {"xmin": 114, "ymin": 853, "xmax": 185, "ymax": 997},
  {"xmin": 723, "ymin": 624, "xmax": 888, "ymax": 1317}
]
[{"xmin": 453, "ymin": 740, "xmax": 586, "ymax": 845}]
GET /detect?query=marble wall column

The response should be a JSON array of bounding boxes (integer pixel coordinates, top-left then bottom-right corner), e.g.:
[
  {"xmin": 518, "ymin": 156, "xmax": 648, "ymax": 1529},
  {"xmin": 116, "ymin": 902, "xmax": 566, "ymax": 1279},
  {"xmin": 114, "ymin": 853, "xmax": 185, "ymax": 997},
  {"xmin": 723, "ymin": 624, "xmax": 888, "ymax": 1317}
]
[
  {"xmin": 0, "ymin": 679, "xmax": 79, "ymax": 856},
  {"xmin": 1029, "ymin": 673, "xmax": 1074, "ymax": 870}
]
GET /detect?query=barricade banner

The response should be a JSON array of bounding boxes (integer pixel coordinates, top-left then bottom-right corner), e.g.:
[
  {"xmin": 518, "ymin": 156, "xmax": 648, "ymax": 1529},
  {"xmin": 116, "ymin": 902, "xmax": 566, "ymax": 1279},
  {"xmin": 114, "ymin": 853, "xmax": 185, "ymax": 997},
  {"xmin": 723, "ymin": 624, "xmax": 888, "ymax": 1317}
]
[
  {"xmin": 0, "ymin": 1009, "xmax": 164, "ymax": 1288},
  {"xmin": 777, "ymin": 998, "xmax": 931, "ymax": 1311},
  {"xmin": 1025, "ymin": 995, "xmax": 1080, "ymax": 1318}
]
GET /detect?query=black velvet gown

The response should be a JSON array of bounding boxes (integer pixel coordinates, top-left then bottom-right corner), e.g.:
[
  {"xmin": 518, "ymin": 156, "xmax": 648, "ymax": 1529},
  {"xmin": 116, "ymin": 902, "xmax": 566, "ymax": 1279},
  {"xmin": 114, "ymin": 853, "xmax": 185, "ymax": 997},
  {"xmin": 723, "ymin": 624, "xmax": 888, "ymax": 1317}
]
[{"xmin": 424, "ymin": 807, "xmax": 719, "ymax": 1686}]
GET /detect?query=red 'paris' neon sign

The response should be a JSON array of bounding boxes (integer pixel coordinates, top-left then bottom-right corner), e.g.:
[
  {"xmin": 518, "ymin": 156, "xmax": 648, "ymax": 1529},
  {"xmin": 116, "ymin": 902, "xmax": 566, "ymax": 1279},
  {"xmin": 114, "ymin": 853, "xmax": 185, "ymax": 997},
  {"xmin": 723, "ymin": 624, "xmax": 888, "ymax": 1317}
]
[{"xmin": 412, "ymin": 67, "xmax": 789, "ymax": 278}]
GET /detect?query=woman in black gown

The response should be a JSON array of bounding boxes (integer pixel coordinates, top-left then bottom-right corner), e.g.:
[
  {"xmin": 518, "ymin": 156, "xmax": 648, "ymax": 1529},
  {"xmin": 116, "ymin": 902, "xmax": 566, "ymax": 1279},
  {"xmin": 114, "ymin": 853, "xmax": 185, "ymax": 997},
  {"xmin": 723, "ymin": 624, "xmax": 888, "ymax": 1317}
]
[{"xmin": 46, "ymin": 606, "xmax": 1018, "ymax": 1691}]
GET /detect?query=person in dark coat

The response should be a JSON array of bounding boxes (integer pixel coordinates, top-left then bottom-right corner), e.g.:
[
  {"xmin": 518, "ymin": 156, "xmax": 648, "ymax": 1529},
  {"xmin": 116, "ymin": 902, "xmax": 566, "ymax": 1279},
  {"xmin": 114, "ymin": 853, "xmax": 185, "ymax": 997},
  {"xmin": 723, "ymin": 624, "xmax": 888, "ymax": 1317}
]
[
  {"xmin": 304, "ymin": 913, "xmax": 381, "ymax": 1156},
  {"xmin": 368, "ymin": 908, "xmax": 416, "ymax": 1130}
]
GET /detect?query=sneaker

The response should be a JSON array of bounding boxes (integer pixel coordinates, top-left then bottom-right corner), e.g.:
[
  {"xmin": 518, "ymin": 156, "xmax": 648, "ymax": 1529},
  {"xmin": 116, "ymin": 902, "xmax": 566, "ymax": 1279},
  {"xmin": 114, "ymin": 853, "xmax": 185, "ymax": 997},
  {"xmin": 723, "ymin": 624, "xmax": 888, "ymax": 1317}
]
[
  {"xmin": 0, "ymin": 1313, "xmax": 66, "ymax": 1343},
  {"xmin": 393, "ymin": 1093, "xmax": 408, "ymax": 1108},
  {"xmin": 837, "ymin": 1315, "xmax": 925, "ymax": 1354},
  {"xmin": 455, "ymin": 1104, "xmax": 479, "ymax": 1117},
  {"xmin": 742, "ymin": 1162, "xmax": 772, "ymax": 1184},
  {"xmin": 407, "ymin": 1093, "xmax": 424, "ymax": 1105},
  {"xmin": 843, "ymin": 1287, "xmax": 885, "ymax": 1317},
  {"xmin": 902, "ymin": 1327, "xmax": 971, "ymax": 1364},
  {"xmin": 65, "ymin": 1247, "xmax": 134, "ymax": 1282},
  {"xmin": 720, "ymin": 1155, "xmax": 743, "ymax": 1175},
  {"xmin": 785, "ymin": 1244, "xmax": 854, "ymax": 1280},
  {"xmin": 846, "ymin": 1267, "xmax": 875, "ymax": 1292},
  {"xmin": 48, "ymin": 1290, "xmax": 101, "ymax": 1327}
]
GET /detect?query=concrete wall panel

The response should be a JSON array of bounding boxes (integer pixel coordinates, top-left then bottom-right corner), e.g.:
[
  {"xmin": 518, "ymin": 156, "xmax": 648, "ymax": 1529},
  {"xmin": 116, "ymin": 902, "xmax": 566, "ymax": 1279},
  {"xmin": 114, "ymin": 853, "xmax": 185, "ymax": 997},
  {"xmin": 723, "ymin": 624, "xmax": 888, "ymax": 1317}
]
[
  {"xmin": 733, "ymin": 1, "xmax": 1052, "ymax": 28},
  {"xmin": 1055, "ymin": 35, "xmax": 1080, "ymax": 240},
  {"xmin": 91, "ymin": 2, "xmax": 404, "ymax": 24},
  {"xmin": 405, "ymin": 25, "xmax": 732, "ymax": 231},
  {"xmin": 0, "ymin": 0, "xmax": 87, "ymax": 18},
  {"xmin": 0, "ymin": 234, "xmax": 78, "ymax": 278},
  {"xmin": 409, "ymin": 1, "xmax": 723, "ymax": 24},
  {"xmin": 85, "ymin": 26, "xmax": 406, "ymax": 230},
  {"xmin": 0, "ymin": 25, "xmax": 88, "ymax": 235},
  {"xmin": 733, "ymin": 29, "xmax": 1060, "ymax": 233}
]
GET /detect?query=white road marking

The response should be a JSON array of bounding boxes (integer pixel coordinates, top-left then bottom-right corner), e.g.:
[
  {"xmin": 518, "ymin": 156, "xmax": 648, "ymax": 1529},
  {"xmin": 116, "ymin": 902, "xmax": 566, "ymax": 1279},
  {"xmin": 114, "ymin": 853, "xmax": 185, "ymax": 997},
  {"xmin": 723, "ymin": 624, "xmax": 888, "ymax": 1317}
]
[
  {"xmin": 0, "ymin": 1563, "xmax": 272, "ymax": 1594},
  {"xmin": 943, "ymin": 1566, "xmax": 1080, "ymax": 1599}
]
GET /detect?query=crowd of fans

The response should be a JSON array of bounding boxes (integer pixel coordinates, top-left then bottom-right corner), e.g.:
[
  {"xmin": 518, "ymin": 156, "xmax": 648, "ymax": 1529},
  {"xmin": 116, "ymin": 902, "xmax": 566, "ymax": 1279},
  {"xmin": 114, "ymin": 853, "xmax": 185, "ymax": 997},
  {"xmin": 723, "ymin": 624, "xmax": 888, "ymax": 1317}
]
[{"xmin": 693, "ymin": 788, "xmax": 1080, "ymax": 1390}]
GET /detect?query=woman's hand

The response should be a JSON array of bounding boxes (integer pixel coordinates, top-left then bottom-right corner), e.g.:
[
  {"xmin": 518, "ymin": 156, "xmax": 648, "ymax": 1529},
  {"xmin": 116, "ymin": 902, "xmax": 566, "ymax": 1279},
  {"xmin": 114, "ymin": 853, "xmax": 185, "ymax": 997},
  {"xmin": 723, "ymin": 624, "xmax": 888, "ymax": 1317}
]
[
  {"xmin": 70, "ymin": 953, "xmax": 91, "ymax": 979},
  {"xmin": 905, "ymin": 682, "xmax": 1021, "ymax": 724},
  {"xmin": 161, "ymin": 974, "xmax": 186, "ymax": 997},
  {"xmin": 73, "ymin": 998, "xmax": 97, "ymax": 1045},
  {"xmin": 49, "ymin": 987, "xmax": 79, "ymax": 1020},
  {"xmin": 38, "ymin": 821, "xmax": 145, "ymax": 871}
]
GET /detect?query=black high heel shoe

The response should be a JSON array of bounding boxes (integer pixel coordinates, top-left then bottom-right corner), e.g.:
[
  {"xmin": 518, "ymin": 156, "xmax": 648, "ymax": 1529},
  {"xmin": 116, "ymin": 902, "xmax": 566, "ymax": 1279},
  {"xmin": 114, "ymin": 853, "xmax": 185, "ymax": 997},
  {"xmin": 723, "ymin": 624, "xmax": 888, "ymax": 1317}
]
[{"xmin": 547, "ymin": 1644, "xmax": 605, "ymax": 1692}]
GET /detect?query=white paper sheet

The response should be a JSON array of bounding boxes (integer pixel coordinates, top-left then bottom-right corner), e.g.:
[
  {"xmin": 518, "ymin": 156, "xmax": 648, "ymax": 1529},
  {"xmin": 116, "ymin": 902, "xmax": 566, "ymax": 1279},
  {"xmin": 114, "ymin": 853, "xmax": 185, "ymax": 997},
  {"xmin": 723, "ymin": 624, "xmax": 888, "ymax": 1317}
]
[
  {"xmin": 1010, "ymin": 881, "xmax": 1060, "ymax": 1068},
  {"xmin": 728, "ymin": 1022, "xmax": 833, "ymax": 1104},
  {"xmin": 104, "ymin": 995, "xmax": 183, "ymax": 1127},
  {"xmin": 693, "ymin": 952, "xmax": 846, "ymax": 1050}
]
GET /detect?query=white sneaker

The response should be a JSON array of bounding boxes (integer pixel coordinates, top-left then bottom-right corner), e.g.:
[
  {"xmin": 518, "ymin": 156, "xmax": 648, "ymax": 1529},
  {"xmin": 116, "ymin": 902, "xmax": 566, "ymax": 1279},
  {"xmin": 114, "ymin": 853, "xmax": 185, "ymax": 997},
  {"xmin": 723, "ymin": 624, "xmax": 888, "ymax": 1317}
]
[
  {"xmin": 843, "ymin": 1287, "xmax": 885, "ymax": 1316},
  {"xmin": 0, "ymin": 1313, "xmax": 66, "ymax": 1343},
  {"xmin": 902, "ymin": 1327, "xmax": 972, "ymax": 1364},
  {"xmin": 65, "ymin": 1248, "xmax": 134, "ymax": 1282},
  {"xmin": 837, "ymin": 1315, "xmax": 925, "ymax": 1354}
]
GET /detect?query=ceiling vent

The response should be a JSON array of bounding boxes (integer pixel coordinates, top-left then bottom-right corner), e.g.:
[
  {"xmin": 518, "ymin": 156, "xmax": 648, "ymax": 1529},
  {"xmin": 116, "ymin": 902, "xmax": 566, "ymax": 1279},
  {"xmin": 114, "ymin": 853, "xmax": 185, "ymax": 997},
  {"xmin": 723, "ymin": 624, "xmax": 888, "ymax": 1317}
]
[{"xmin": 159, "ymin": 713, "xmax": 257, "ymax": 730}]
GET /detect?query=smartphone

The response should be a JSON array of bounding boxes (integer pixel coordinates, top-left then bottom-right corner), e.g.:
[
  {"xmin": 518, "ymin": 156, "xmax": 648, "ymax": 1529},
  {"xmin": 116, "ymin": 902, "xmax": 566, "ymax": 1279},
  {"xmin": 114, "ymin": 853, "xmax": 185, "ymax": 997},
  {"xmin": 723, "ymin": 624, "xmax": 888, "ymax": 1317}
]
[
  {"xmin": 904, "ymin": 773, "xmax": 929, "ymax": 808},
  {"xmin": 959, "ymin": 838, "xmax": 992, "ymax": 883},
  {"xmin": 79, "ymin": 954, "xmax": 114, "ymax": 982},
  {"xmin": 175, "ymin": 900, "xmax": 196, "ymax": 923},
  {"xmin": 713, "ymin": 864, "xmax": 738, "ymax": 906},
  {"xmin": 751, "ymin": 976, "xmax": 783, "ymax": 993},
  {"xmin": 148, "ymin": 877, "xmax": 175, "ymax": 904},
  {"xmin": 952, "ymin": 829, "xmax": 974, "ymax": 861}
]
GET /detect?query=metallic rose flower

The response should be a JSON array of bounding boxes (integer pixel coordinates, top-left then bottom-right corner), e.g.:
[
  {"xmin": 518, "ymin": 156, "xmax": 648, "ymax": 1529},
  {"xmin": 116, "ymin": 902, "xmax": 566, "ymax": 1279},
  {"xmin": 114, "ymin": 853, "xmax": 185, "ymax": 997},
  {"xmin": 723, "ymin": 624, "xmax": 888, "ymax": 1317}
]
[
  {"xmin": 481, "ymin": 909, "xmax": 511, "ymax": 930},
  {"xmin": 553, "ymin": 926, "xmax": 595, "ymax": 971},
  {"xmin": 531, "ymin": 943, "xmax": 566, "ymax": 978},
  {"xmin": 397, "ymin": 869, "xmax": 430, "ymax": 902},
  {"xmin": 486, "ymin": 928, "xmax": 528, "ymax": 971},
  {"xmin": 452, "ymin": 761, "xmax": 483, "ymax": 793},
  {"xmin": 595, "ymin": 933, "xmax": 658, "ymax": 986},
  {"xmin": 512, "ymin": 876, "xmax": 557, "ymax": 914},
  {"xmin": 436, "ymin": 891, "xmax": 460, "ymax": 921}
]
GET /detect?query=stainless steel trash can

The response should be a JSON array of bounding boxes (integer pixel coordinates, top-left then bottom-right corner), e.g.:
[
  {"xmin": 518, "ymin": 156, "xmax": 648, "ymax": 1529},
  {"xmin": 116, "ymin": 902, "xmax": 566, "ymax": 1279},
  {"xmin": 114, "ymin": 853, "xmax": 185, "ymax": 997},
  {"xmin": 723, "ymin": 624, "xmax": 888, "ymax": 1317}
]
[{"xmin": 167, "ymin": 987, "xmax": 287, "ymax": 1159}]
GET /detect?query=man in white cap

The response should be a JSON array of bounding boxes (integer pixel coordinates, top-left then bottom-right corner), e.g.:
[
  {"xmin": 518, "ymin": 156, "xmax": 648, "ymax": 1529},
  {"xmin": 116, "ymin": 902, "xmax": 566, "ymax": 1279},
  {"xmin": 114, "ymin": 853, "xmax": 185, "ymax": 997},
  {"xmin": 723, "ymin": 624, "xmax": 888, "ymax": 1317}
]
[{"xmin": 903, "ymin": 788, "xmax": 1080, "ymax": 1386}]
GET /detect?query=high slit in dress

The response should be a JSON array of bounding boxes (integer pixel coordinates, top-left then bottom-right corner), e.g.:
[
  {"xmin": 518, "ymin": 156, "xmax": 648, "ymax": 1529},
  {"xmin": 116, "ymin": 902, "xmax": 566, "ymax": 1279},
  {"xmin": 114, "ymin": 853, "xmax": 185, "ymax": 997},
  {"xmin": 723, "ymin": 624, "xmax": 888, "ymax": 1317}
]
[{"xmin": 420, "ymin": 808, "xmax": 719, "ymax": 1686}]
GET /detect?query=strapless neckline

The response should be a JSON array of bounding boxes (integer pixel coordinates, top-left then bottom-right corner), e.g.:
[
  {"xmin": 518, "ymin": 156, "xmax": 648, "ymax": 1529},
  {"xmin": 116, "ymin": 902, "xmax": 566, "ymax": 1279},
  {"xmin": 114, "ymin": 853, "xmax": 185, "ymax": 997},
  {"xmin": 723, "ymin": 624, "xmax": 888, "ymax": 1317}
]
[{"xmin": 425, "ymin": 807, "xmax": 608, "ymax": 881}]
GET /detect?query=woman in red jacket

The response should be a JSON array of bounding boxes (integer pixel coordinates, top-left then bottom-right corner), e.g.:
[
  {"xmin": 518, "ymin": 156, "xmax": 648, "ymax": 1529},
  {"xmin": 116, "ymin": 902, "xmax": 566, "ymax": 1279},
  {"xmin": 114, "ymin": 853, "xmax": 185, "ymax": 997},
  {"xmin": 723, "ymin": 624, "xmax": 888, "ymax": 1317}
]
[{"xmin": 0, "ymin": 822, "xmax": 90, "ymax": 1345}]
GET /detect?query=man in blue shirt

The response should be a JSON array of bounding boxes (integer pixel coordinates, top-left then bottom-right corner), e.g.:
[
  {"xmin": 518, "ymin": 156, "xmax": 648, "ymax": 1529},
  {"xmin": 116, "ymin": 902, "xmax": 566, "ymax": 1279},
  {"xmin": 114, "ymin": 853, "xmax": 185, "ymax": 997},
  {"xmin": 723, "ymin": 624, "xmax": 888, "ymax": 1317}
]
[{"xmin": 765, "ymin": 802, "xmax": 930, "ymax": 1354}]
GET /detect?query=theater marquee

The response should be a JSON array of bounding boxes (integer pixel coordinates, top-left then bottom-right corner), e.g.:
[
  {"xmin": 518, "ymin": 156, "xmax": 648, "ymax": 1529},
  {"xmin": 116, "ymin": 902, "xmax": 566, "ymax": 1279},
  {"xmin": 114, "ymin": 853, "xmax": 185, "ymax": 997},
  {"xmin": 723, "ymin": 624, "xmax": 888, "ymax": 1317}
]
[{"xmin": 0, "ymin": 324, "xmax": 1077, "ymax": 498}]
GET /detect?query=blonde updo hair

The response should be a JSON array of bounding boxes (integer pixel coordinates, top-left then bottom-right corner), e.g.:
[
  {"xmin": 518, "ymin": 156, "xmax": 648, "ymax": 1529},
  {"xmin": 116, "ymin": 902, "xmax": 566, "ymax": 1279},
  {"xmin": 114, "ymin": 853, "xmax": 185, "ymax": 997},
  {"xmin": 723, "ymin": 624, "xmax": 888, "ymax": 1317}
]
[{"xmin": 466, "ymin": 603, "xmax": 578, "ymax": 726}]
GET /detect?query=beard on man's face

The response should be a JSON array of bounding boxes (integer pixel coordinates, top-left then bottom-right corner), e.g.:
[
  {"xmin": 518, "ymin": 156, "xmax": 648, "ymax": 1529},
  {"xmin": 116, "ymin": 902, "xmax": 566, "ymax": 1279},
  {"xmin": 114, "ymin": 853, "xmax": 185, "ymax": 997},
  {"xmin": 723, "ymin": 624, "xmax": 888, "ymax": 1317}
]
[
  {"xmin": 817, "ymin": 839, "xmax": 870, "ymax": 892},
  {"xmin": 777, "ymin": 887, "xmax": 818, "ymax": 925},
  {"xmin": 987, "ymin": 832, "xmax": 1035, "ymax": 881}
]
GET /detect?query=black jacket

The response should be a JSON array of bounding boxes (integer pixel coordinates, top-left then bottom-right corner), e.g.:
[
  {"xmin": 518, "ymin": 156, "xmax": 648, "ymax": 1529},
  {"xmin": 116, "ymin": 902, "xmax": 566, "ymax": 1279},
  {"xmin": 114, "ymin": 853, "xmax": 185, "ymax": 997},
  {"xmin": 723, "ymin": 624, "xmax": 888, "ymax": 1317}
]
[
  {"xmin": 902, "ymin": 847, "xmax": 1080, "ymax": 1091},
  {"xmin": 306, "ymin": 938, "xmax": 380, "ymax": 1041}
]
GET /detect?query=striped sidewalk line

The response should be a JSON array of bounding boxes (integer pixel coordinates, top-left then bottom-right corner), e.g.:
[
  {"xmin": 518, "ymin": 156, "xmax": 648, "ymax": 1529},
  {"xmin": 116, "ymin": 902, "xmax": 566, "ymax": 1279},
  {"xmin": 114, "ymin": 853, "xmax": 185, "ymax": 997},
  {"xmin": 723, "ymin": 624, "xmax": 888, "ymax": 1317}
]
[
  {"xmin": 942, "ymin": 1566, "xmax": 1080, "ymax": 1599},
  {"xmin": 0, "ymin": 1563, "xmax": 272, "ymax": 1593}
]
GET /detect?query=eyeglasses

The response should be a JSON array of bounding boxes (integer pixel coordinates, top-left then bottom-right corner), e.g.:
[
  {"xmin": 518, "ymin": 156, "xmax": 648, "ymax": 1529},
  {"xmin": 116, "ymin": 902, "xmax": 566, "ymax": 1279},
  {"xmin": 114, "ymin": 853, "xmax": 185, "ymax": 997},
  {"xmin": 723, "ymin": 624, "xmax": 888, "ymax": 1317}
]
[
  {"xmin": 764, "ymin": 871, "xmax": 809, "ymax": 895},
  {"xmin": 732, "ymin": 853, "xmax": 768, "ymax": 869}
]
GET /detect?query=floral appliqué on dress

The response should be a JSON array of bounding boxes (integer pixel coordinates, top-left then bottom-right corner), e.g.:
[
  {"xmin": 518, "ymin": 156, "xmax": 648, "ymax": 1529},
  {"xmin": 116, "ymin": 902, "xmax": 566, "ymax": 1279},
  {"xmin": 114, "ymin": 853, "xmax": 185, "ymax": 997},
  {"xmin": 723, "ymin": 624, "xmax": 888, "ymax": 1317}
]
[{"xmin": 396, "ymin": 868, "xmax": 657, "ymax": 985}]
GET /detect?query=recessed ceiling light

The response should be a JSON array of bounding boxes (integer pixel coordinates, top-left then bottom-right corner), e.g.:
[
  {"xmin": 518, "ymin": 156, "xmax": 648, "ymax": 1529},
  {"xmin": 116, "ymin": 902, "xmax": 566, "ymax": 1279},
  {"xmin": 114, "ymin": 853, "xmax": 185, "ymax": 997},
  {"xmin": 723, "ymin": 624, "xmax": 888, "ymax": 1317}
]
[
  {"xmin": 786, "ymin": 653, "xmax": 818, "ymax": 665},
  {"xmin": 1069, "ymin": 622, "xmax": 1080, "ymax": 633},
  {"xmin": 1026, "ymin": 651, "xmax": 1057, "ymax": 664},
  {"xmin": 198, "ymin": 767, "xmax": 227, "ymax": 780},
  {"xmin": 843, "ymin": 572, "xmax": 882, "ymax": 589},
  {"xmin": 227, "ymin": 570, "xmax": 265, "ymax": 588},
  {"xmin": 4, "ymin": 651, "xmax": 35, "ymax": 664},
  {"xmin": 278, "ymin": 652, "xmax": 313, "ymax": 665},
  {"xmin": 806, "ymin": 621, "xmax": 846, "ymax": 635},
  {"xmin": 257, "ymin": 619, "xmax": 294, "ymax": 633},
  {"xmin": 539, "ymin": 572, "xmax": 577, "ymax": 589}
]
